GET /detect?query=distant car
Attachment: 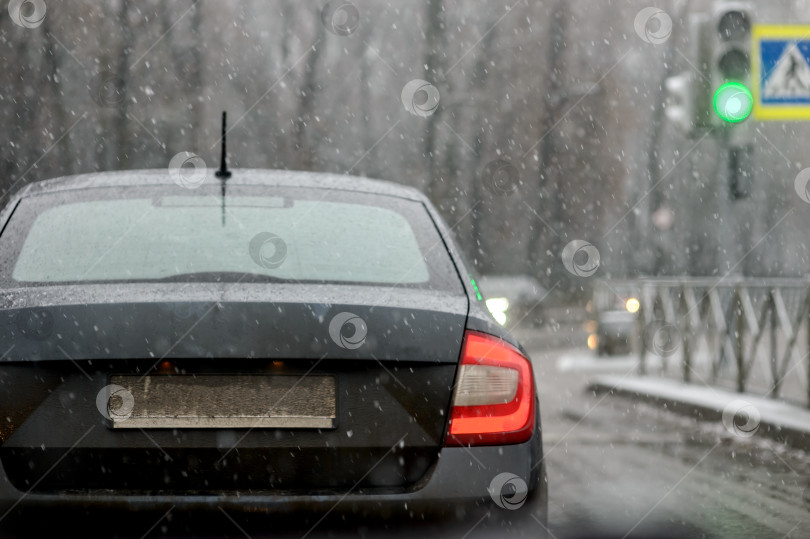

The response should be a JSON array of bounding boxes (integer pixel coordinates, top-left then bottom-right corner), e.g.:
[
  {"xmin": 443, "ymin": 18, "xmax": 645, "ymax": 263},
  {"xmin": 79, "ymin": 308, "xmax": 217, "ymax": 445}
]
[
  {"xmin": 596, "ymin": 310, "xmax": 636, "ymax": 356},
  {"xmin": 0, "ymin": 170, "xmax": 546, "ymax": 525}
]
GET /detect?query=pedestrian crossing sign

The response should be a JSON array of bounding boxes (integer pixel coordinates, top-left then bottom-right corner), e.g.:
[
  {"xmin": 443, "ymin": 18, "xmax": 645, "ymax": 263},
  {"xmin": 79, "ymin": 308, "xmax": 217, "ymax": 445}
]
[{"xmin": 753, "ymin": 25, "xmax": 810, "ymax": 120}]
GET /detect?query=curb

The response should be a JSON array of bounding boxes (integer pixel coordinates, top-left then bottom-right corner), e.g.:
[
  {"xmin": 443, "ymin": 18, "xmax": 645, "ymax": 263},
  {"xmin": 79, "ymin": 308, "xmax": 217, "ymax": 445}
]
[{"xmin": 588, "ymin": 375, "xmax": 810, "ymax": 452}]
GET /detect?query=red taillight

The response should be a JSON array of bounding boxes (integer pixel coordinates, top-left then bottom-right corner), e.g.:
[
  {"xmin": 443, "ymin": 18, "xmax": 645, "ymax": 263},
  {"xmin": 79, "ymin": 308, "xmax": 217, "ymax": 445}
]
[{"xmin": 444, "ymin": 330, "xmax": 536, "ymax": 446}]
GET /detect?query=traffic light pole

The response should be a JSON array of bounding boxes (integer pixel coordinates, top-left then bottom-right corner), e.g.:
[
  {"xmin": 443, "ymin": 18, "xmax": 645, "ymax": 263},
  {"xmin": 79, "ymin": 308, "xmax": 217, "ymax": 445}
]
[
  {"xmin": 716, "ymin": 124, "xmax": 755, "ymax": 276},
  {"xmin": 720, "ymin": 121, "xmax": 754, "ymax": 200},
  {"xmin": 728, "ymin": 144, "xmax": 753, "ymax": 199}
]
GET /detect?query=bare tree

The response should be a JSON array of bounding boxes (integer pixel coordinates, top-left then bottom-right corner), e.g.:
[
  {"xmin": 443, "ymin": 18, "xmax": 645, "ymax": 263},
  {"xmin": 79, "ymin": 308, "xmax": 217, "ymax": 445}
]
[
  {"xmin": 422, "ymin": 0, "xmax": 447, "ymax": 201},
  {"xmin": 527, "ymin": 0, "xmax": 568, "ymax": 276},
  {"xmin": 43, "ymin": 18, "xmax": 72, "ymax": 175},
  {"xmin": 113, "ymin": 0, "xmax": 132, "ymax": 169},
  {"xmin": 294, "ymin": 16, "xmax": 326, "ymax": 170}
]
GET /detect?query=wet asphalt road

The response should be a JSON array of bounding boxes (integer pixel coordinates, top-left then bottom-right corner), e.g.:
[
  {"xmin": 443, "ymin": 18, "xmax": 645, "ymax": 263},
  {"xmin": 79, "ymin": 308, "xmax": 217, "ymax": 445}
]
[
  {"xmin": 6, "ymin": 346, "xmax": 810, "ymax": 538},
  {"xmin": 532, "ymin": 347, "xmax": 810, "ymax": 539}
]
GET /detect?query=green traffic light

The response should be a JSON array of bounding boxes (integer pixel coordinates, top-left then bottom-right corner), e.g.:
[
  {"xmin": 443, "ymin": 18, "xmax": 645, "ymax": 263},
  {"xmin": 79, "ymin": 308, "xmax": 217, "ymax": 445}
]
[{"xmin": 713, "ymin": 82, "xmax": 753, "ymax": 123}]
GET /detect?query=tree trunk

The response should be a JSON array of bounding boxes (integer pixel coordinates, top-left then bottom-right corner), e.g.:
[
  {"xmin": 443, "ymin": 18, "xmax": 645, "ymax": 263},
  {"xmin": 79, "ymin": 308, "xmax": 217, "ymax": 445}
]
[
  {"xmin": 114, "ymin": 0, "xmax": 132, "ymax": 170},
  {"xmin": 422, "ymin": 0, "xmax": 446, "ymax": 201},
  {"xmin": 44, "ymin": 19, "xmax": 72, "ymax": 175},
  {"xmin": 527, "ymin": 0, "xmax": 567, "ymax": 273},
  {"xmin": 190, "ymin": 2, "xmax": 204, "ymax": 151},
  {"xmin": 294, "ymin": 20, "xmax": 326, "ymax": 170}
]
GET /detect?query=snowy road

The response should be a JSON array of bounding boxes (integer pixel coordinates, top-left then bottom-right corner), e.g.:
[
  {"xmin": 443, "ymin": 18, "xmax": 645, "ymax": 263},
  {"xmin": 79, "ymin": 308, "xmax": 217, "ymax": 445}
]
[{"xmin": 532, "ymin": 347, "xmax": 810, "ymax": 538}]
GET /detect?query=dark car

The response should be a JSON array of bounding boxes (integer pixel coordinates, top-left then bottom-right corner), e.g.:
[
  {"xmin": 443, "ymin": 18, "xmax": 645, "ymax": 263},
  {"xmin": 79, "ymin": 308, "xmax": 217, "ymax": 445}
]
[
  {"xmin": 596, "ymin": 310, "xmax": 636, "ymax": 356},
  {"xmin": 0, "ymin": 170, "xmax": 546, "ymax": 533}
]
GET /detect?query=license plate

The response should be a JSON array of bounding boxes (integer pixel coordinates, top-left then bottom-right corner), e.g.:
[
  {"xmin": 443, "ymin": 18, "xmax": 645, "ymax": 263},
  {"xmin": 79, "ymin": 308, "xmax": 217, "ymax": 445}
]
[{"xmin": 105, "ymin": 374, "xmax": 336, "ymax": 429}]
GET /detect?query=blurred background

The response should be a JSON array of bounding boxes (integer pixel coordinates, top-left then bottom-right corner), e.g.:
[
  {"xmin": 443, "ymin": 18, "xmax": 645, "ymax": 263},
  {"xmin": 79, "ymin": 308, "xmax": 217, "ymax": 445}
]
[{"xmin": 3, "ymin": 0, "xmax": 810, "ymax": 303}]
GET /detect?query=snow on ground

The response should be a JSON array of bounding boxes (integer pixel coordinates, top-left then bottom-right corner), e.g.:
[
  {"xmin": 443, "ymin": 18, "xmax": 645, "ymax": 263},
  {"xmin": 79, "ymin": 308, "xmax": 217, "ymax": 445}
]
[
  {"xmin": 555, "ymin": 350, "xmax": 663, "ymax": 373},
  {"xmin": 591, "ymin": 374, "xmax": 810, "ymax": 439}
]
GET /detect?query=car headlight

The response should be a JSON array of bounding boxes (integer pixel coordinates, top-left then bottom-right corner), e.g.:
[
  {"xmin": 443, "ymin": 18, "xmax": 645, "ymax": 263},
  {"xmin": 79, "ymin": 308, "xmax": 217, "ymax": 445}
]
[{"xmin": 485, "ymin": 297, "xmax": 509, "ymax": 326}]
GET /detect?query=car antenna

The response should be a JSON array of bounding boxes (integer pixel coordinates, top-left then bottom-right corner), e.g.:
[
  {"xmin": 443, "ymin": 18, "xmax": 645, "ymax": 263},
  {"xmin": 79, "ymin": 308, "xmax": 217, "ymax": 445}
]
[{"xmin": 215, "ymin": 111, "xmax": 231, "ymax": 226}]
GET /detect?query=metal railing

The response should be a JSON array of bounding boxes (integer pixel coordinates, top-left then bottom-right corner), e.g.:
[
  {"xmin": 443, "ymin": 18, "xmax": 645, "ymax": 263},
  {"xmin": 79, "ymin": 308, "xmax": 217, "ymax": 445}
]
[{"xmin": 596, "ymin": 278, "xmax": 810, "ymax": 408}]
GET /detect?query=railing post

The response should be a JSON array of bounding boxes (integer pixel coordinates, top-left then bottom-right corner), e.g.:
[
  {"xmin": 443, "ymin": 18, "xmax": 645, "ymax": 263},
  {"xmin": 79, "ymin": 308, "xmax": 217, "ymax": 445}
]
[
  {"xmin": 734, "ymin": 287, "xmax": 746, "ymax": 393},
  {"xmin": 770, "ymin": 290, "xmax": 780, "ymax": 399},
  {"xmin": 682, "ymin": 326, "xmax": 692, "ymax": 383},
  {"xmin": 638, "ymin": 284, "xmax": 649, "ymax": 376},
  {"xmin": 681, "ymin": 285, "xmax": 691, "ymax": 384},
  {"xmin": 807, "ymin": 284, "xmax": 810, "ymax": 408},
  {"xmin": 639, "ymin": 309, "xmax": 647, "ymax": 376}
]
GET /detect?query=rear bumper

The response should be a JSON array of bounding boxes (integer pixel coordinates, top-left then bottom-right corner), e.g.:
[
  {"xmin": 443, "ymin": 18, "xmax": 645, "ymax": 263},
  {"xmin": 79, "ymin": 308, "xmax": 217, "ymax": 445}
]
[{"xmin": 0, "ymin": 437, "xmax": 544, "ymax": 518}]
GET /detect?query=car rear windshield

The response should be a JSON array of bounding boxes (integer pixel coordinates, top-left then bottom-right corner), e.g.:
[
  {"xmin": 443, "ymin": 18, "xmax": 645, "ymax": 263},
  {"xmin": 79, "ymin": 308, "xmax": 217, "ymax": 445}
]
[{"xmin": 0, "ymin": 184, "xmax": 463, "ymax": 292}]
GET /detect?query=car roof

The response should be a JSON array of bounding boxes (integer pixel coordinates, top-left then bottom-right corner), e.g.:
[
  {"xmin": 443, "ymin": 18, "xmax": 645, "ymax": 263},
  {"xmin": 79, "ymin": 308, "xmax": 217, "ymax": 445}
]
[{"xmin": 14, "ymin": 169, "xmax": 427, "ymax": 202}]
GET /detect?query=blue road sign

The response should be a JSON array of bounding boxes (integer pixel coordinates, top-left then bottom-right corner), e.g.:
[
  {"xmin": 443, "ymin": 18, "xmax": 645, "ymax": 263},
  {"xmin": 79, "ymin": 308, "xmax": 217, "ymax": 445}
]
[{"xmin": 753, "ymin": 25, "xmax": 810, "ymax": 120}]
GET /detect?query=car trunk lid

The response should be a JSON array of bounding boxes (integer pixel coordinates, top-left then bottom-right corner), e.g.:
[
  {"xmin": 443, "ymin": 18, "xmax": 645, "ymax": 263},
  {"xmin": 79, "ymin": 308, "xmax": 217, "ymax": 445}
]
[{"xmin": 0, "ymin": 283, "xmax": 468, "ymax": 493}]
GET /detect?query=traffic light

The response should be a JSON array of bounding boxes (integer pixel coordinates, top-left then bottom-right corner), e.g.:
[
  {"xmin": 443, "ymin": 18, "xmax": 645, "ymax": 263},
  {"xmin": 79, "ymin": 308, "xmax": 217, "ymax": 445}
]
[
  {"xmin": 664, "ymin": 71, "xmax": 695, "ymax": 134},
  {"xmin": 663, "ymin": 14, "xmax": 714, "ymax": 136},
  {"xmin": 662, "ymin": 2, "xmax": 756, "ymax": 199},
  {"xmin": 711, "ymin": 1, "xmax": 754, "ymax": 199},
  {"xmin": 710, "ymin": 2, "xmax": 753, "ymax": 128},
  {"xmin": 713, "ymin": 81, "xmax": 753, "ymax": 123}
]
